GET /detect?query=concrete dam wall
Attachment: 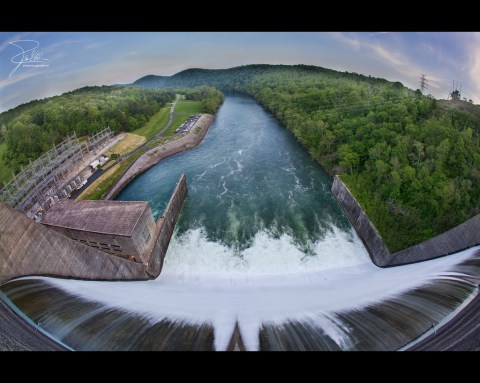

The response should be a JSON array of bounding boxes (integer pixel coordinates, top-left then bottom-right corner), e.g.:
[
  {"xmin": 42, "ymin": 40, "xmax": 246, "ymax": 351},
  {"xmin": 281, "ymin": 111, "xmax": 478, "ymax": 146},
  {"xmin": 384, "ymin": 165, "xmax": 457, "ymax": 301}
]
[
  {"xmin": 332, "ymin": 175, "xmax": 480, "ymax": 267},
  {"xmin": 145, "ymin": 173, "xmax": 187, "ymax": 278},
  {"xmin": 0, "ymin": 174, "xmax": 187, "ymax": 350},
  {"xmin": 0, "ymin": 174, "xmax": 188, "ymax": 284}
]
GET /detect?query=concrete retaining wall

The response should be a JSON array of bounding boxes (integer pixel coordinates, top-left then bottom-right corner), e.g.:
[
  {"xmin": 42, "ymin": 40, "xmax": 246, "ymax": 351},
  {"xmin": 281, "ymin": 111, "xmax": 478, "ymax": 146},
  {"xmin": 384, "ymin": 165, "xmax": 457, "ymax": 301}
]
[
  {"xmin": 331, "ymin": 176, "xmax": 391, "ymax": 266},
  {"xmin": 104, "ymin": 114, "xmax": 214, "ymax": 200},
  {"xmin": 0, "ymin": 174, "xmax": 188, "ymax": 350},
  {"xmin": 0, "ymin": 294, "xmax": 68, "ymax": 351},
  {"xmin": 145, "ymin": 173, "xmax": 187, "ymax": 278},
  {"xmin": 388, "ymin": 214, "xmax": 480, "ymax": 266},
  {"xmin": 331, "ymin": 175, "xmax": 480, "ymax": 267}
]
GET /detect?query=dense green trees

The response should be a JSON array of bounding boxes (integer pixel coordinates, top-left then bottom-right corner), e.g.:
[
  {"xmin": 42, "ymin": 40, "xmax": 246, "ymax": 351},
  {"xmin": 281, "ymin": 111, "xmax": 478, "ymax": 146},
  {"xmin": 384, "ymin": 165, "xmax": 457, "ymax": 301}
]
[
  {"xmin": 250, "ymin": 72, "xmax": 480, "ymax": 251},
  {"xmin": 182, "ymin": 86, "xmax": 224, "ymax": 114},
  {"xmin": 136, "ymin": 64, "xmax": 480, "ymax": 252},
  {"xmin": 0, "ymin": 86, "xmax": 175, "ymax": 174}
]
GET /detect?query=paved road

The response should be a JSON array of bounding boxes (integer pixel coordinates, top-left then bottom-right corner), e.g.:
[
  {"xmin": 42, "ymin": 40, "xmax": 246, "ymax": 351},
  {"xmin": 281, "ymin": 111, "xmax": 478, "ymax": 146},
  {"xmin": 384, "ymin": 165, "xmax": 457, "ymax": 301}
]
[
  {"xmin": 97, "ymin": 94, "xmax": 181, "ymax": 200},
  {"xmin": 73, "ymin": 95, "xmax": 181, "ymax": 201},
  {"xmin": 114, "ymin": 93, "xmax": 180, "ymax": 159},
  {"xmin": 407, "ymin": 291, "xmax": 480, "ymax": 351},
  {"xmin": 154, "ymin": 93, "xmax": 179, "ymax": 138}
]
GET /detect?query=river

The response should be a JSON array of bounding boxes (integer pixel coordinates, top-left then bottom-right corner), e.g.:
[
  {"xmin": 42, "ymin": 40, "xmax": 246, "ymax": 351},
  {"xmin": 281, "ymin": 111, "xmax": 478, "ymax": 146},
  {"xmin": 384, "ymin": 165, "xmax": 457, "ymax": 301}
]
[{"xmin": 1, "ymin": 95, "xmax": 479, "ymax": 350}]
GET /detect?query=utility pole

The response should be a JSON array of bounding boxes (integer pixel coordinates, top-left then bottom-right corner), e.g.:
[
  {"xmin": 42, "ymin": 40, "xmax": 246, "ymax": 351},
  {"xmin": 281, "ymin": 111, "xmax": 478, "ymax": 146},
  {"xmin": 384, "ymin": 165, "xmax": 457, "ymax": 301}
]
[{"xmin": 419, "ymin": 74, "xmax": 429, "ymax": 94}]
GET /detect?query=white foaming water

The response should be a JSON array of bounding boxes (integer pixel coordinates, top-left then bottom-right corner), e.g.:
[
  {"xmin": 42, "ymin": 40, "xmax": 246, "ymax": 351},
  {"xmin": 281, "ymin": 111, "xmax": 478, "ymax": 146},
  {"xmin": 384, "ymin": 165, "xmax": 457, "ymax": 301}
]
[
  {"xmin": 164, "ymin": 225, "xmax": 370, "ymax": 277},
  {"xmin": 42, "ymin": 224, "xmax": 480, "ymax": 351}
]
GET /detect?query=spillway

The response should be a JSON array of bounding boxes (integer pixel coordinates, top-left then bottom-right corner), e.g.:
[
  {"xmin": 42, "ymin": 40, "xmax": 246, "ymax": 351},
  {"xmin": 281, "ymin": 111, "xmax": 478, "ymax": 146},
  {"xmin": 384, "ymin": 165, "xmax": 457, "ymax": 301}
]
[{"xmin": 2, "ymin": 94, "xmax": 479, "ymax": 350}]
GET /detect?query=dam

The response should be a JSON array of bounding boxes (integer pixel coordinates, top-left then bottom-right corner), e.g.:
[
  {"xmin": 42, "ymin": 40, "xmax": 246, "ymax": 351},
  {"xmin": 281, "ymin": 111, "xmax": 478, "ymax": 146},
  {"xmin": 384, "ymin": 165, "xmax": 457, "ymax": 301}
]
[
  {"xmin": 0, "ymin": 174, "xmax": 187, "ymax": 350},
  {"xmin": 1, "ymin": 94, "xmax": 480, "ymax": 350},
  {"xmin": 0, "ymin": 173, "xmax": 187, "ymax": 284}
]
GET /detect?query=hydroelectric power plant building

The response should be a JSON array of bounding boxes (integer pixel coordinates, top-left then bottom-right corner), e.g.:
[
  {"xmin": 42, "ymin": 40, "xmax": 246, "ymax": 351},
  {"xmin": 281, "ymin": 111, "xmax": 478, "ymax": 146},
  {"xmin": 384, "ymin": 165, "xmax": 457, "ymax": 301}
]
[
  {"xmin": 41, "ymin": 200, "xmax": 156, "ymax": 263},
  {"xmin": 0, "ymin": 174, "xmax": 187, "ymax": 285},
  {"xmin": 0, "ymin": 124, "xmax": 188, "ymax": 349}
]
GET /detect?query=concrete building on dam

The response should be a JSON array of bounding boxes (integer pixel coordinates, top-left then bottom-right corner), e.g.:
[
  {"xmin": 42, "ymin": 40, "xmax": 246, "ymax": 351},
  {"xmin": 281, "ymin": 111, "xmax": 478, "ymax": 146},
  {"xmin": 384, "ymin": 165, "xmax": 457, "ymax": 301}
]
[
  {"xmin": 41, "ymin": 200, "xmax": 156, "ymax": 263},
  {"xmin": 0, "ymin": 173, "xmax": 188, "ymax": 284},
  {"xmin": 0, "ymin": 174, "xmax": 188, "ymax": 349}
]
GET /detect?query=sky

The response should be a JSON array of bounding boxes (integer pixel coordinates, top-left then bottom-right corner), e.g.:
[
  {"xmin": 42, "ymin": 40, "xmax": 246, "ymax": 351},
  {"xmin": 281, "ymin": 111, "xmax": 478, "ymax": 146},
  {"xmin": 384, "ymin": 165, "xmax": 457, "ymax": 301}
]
[{"xmin": 1, "ymin": 32, "xmax": 479, "ymax": 112}]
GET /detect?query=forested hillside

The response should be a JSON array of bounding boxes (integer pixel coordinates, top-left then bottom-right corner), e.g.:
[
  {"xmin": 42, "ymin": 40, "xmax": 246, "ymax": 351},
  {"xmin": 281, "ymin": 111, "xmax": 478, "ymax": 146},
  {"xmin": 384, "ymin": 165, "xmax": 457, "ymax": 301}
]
[
  {"xmin": 136, "ymin": 65, "xmax": 480, "ymax": 251},
  {"xmin": 0, "ymin": 86, "xmax": 175, "ymax": 171},
  {"xmin": 0, "ymin": 85, "xmax": 223, "ymax": 184}
]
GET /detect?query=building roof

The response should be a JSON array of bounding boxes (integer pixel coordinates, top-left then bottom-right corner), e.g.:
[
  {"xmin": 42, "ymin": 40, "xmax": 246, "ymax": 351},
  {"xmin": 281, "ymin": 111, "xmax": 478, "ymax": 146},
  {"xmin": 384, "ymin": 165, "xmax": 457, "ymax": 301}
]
[{"xmin": 41, "ymin": 200, "xmax": 149, "ymax": 236}]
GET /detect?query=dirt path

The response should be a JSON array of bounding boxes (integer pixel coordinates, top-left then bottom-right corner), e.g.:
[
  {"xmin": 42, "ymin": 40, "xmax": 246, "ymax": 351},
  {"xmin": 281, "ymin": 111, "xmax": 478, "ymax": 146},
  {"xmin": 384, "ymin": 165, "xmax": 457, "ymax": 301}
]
[{"xmin": 155, "ymin": 94, "xmax": 180, "ymax": 138}]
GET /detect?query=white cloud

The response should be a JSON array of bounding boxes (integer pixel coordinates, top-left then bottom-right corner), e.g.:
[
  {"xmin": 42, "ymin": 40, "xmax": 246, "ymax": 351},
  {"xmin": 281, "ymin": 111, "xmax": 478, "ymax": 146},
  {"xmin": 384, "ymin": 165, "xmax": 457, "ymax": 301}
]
[
  {"xmin": 85, "ymin": 42, "xmax": 108, "ymax": 50},
  {"xmin": 0, "ymin": 69, "xmax": 43, "ymax": 88},
  {"xmin": 332, "ymin": 32, "xmax": 445, "ymax": 95},
  {"xmin": 368, "ymin": 32, "xmax": 391, "ymax": 37},
  {"xmin": 369, "ymin": 43, "xmax": 403, "ymax": 66},
  {"xmin": 467, "ymin": 33, "xmax": 480, "ymax": 103},
  {"xmin": 0, "ymin": 32, "xmax": 28, "ymax": 54},
  {"xmin": 330, "ymin": 32, "xmax": 361, "ymax": 50}
]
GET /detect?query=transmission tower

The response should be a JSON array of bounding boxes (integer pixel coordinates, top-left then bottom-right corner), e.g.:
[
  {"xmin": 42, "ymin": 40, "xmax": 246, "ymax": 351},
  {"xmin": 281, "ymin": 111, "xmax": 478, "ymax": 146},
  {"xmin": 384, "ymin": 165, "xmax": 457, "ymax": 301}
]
[
  {"xmin": 449, "ymin": 80, "xmax": 462, "ymax": 100},
  {"xmin": 419, "ymin": 74, "xmax": 429, "ymax": 94}
]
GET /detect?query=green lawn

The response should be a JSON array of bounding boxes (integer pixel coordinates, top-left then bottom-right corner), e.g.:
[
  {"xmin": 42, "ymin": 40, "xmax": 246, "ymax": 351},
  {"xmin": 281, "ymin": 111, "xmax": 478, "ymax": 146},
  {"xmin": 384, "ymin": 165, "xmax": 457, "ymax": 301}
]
[
  {"xmin": 0, "ymin": 142, "xmax": 13, "ymax": 185},
  {"xmin": 104, "ymin": 133, "xmax": 145, "ymax": 157},
  {"xmin": 69, "ymin": 98, "xmax": 203, "ymax": 200},
  {"xmin": 175, "ymin": 99, "xmax": 203, "ymax": 114},
  {"xmin": 164, "ymin": 99, "xmax": 203, "ymax": 136},
  {"xmin": 132, "ymin": 107, "xmax": 170, "ymax": 140}
]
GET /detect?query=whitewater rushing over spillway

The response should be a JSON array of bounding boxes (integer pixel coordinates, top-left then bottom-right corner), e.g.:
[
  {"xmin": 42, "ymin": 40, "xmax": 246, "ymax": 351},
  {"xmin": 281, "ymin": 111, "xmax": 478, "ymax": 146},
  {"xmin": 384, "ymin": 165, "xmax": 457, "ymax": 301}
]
[
  {"xmin": 2, "ymin": 94, "xmax": 480, "ymax": 350},
  {"xmin": 3, "ymin": 246, "xmax": 480, "ymax": 350}
]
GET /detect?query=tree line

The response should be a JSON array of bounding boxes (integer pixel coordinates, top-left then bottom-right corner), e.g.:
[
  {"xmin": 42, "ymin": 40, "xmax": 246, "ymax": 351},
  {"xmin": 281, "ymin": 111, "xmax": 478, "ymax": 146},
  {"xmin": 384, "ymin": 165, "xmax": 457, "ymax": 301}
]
[
  {"xmin": 4, "ymin": 62, "xmax": 479, "ymax": 252},
  {"xmin": 182, "ymin": 86, "xmax": 224, "ymax": 114},
  {"xmin": 248, "ymin": 71, "xmax": 480, "ymax": 251},
  {"xmin": 0, "ymin": 86, "xmax": 175, "ymax": 173}
]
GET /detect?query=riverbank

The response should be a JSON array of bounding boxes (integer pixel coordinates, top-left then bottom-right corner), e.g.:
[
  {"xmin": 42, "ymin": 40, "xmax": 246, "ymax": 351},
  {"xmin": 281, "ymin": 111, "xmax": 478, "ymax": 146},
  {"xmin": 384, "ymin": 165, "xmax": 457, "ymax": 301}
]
[{"xmin": 104, "ymin": 114, "xmax": 214, "ymax": 200}]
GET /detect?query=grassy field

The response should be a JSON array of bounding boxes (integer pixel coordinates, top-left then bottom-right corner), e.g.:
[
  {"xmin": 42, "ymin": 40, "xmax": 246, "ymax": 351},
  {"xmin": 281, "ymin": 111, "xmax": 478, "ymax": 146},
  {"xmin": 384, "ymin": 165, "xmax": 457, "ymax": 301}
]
[
  {"xmin": 132, "ymin": 106, "xmax": 170, "ymax": 140},
  {"xmin": 78, "ymin": 149, "xmax": 146, "ymax": 200},
  {"xmin": 78, "ymin": 99, "xmax": 186, "ymax": 201},
  {"xmin": 105, "ymin": 133, "xmax": 146, "ymax": 157},
  {"xmin": 164, "ymin": 99, "xmax": 203, "ymax": 136},
  {"xmin": 0, "ymin": 142, "xmax": 12, "ymax": 184}
]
